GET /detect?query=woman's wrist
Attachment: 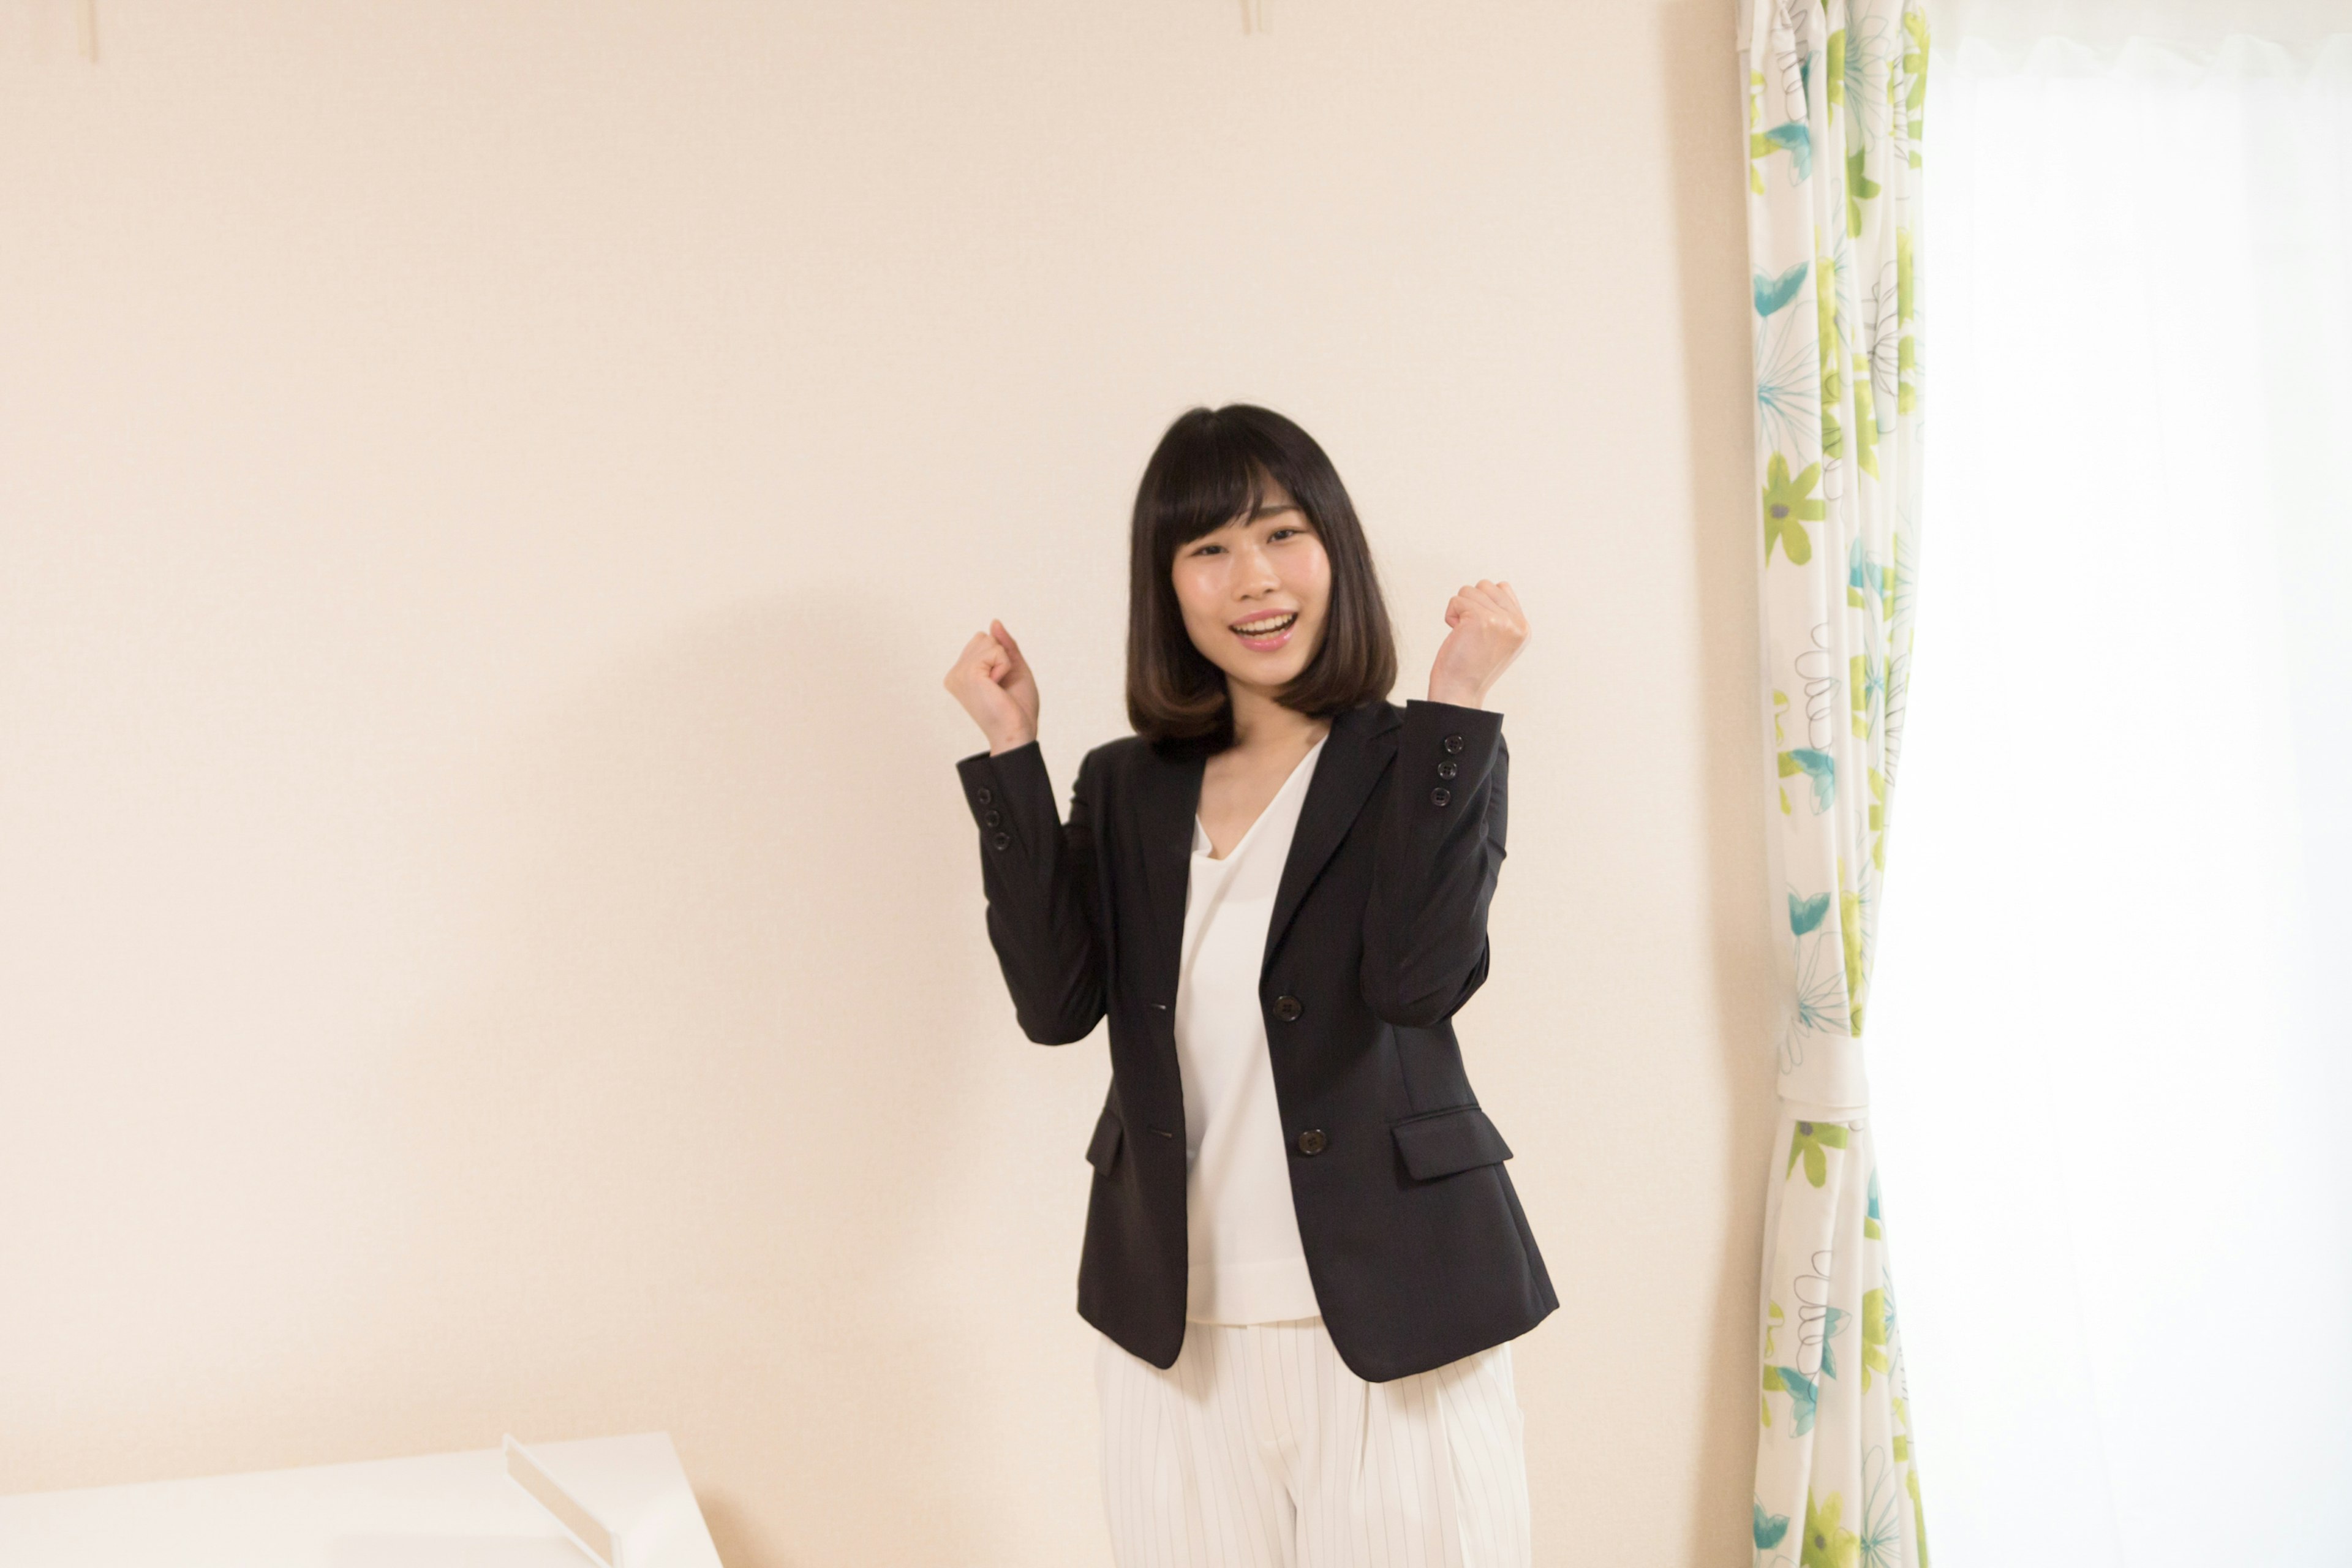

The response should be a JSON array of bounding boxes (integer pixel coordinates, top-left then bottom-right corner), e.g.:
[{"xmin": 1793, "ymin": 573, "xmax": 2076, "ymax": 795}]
[{"xmin": 1424, "ymin": 680, "xmax": 1488, "ymax": 710}]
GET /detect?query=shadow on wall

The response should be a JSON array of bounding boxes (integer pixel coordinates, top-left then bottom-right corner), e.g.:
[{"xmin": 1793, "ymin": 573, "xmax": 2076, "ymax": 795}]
[
  {"xmin": 374, "ymin": 596, "xmax": 1008, "ymax": 1568},
  {"xmin": 1659, "ymin": 0, "xmax": 1785, "ymax": 1563}
]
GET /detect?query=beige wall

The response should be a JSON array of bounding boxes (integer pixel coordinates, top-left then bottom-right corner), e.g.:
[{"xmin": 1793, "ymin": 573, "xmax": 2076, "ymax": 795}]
[{"xmin": 0, "ymin": 2, "xmax": 1777, "ymax": 1562}]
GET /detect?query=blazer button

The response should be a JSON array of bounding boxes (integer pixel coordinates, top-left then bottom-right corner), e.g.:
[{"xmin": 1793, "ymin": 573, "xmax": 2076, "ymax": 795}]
[
  {"xmin": 1431, "ymin": 786, "xmax": 1451, "ymax": 807},
  {"xmin": 1436, "ymin": 760, "xmax": 1457, "ymax": 779},
  {"xmin": 1442, "ymin": 734, "xmax": 1466, "ymax": 755},
  {"xmin": 975, "ymin": 786, "xmax": 992, "ymax": 804},
  {"xmin": 1296, "ymin": 1128, "xmax": 1327, "ymax": 1156},
  {"xmin": 991, "ymin": 830, "xmax": 1011, "ymax": 850},
  {"xmin": 1273, "ymin": 994, "xmax": 1303, "ymax": 1022}
]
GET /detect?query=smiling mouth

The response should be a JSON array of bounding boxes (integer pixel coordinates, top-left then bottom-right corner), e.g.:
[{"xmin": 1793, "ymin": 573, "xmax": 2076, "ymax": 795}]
[{"xmin": 1231, "ymin": 611, "xmax": 1298, "ymax": 638}]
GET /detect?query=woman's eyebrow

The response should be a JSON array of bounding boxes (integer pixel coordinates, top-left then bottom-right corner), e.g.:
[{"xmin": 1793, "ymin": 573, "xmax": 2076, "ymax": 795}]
[{"xmin": 1247, "ymin": 501, "xmax": 1302, "ymax": 521}]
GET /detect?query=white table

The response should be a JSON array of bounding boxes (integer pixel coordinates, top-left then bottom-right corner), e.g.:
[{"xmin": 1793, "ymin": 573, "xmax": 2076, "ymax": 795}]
[{"xmin": 0, "ymin": 1431, "xmax": 723, "ymax": 1567}]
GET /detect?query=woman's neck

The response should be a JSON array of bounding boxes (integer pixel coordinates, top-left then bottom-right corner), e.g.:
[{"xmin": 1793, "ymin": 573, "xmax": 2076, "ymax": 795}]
[{"xmin": 1226, "ymin": 682, "xmax": 1331, "ymax": 758}]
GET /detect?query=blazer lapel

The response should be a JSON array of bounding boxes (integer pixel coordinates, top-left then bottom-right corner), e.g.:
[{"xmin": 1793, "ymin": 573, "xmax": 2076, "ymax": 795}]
[
  {"xmin": 1262, "ymin": 699, "xmax": 1396, "ymax": 980},
  {"xmin": 1132, "ymin": 738, "xmax": 1206, "ymax": 1012},
  {"xmin": 1130, "ymin": 698, "xmax": 1400, "ymax": 1009}
]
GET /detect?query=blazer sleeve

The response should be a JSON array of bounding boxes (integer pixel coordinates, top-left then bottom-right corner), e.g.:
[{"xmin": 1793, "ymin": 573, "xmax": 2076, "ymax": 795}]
[
  {"xmin": 1361, "ymin": 699, "xmax": 1509, "ymax": 1028},
  {"xmin": 954, "ymin": 739, "xmax": 1108, "ymax": 1046}
]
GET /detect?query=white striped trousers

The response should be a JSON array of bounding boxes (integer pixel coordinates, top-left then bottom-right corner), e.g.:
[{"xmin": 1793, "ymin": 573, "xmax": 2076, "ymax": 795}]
[{"xmin": 1095, "ymin": 1316, "xmax": 1532, "ymax": 1568}]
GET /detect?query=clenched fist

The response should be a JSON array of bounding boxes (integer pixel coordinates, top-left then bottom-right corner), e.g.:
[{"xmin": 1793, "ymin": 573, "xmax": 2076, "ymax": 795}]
[
  {"xmin": 944, "ymin": 619, "xmax": 1042, "ymax": 755},
  {"xmin": 1426, "ymin": 580, "xmax": 1528, "ymax": 710}
]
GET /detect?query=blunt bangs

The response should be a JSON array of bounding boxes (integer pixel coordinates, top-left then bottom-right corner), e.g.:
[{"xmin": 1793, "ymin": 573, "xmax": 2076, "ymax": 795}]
[{"xmin": 1146, "ymin": 417, "xmax": 1278, "ymax": 553}]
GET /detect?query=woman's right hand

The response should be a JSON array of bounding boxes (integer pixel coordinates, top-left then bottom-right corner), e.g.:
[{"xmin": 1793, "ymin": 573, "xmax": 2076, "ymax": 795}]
[{"xmin": 944, "ymin": 618, "xmax": 1041, "ymax": 754}]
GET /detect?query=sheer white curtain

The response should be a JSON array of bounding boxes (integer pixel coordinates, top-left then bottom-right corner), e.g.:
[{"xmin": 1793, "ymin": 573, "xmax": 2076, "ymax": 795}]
[{"xmin": 1871, "ymin": 6, "xmax": 2352, "ymax": 1564}]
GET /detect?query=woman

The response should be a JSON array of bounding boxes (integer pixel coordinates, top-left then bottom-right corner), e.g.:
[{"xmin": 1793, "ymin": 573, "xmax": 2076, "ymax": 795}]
[{"xmin": 943, "ymin": 404, "xmax": 1553, "ymax": 1567}]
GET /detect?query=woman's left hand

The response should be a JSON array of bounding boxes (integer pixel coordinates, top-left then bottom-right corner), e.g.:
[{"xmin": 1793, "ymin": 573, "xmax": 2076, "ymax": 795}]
[{"xmin": 1426, "ymin": 579, "xmax": 1528, "ymax": 709}]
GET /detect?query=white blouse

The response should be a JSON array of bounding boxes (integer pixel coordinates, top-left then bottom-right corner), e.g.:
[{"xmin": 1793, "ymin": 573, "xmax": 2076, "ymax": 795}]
[{"xmin": 1174, "ymin": 733, "xmax": 1329, "ymax": 1325}]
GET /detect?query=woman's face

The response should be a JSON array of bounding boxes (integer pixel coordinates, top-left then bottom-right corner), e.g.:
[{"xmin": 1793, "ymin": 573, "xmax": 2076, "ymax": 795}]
[{"xmin": 1169, "ymin": 477, "xmax": 1331, "ymax": 699}]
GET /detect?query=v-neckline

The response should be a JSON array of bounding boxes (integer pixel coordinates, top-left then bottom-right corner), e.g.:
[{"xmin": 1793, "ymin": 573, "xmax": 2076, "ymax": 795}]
[{"xmin": 1193, "ymin": 734, "xmax": 1328, "ymax": 866}]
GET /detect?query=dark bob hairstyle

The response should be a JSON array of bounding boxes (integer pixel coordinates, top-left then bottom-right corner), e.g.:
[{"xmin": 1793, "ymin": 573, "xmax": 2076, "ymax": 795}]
[{"xmin": 1126, "ymin": 404, "xmax": 1399, "ymax": 748}]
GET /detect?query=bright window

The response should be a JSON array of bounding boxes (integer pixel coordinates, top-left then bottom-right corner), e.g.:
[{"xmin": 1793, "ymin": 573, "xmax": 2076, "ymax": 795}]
[{"xmin": 1869, "ymin": 15, "xmax": 2352, "ymax": 1566}]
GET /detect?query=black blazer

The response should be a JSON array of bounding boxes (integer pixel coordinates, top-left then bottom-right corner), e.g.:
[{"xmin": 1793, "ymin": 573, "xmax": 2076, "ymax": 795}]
[{"xmin": 954, "ymin": 695, "xmax": 1556, "ymax": 1381}]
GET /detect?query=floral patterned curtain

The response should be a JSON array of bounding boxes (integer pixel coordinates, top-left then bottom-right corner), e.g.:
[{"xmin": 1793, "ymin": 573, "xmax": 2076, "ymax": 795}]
[{"xmin": 1736, "ymin": 1, "xmax": 1931, "ymax": 1562}]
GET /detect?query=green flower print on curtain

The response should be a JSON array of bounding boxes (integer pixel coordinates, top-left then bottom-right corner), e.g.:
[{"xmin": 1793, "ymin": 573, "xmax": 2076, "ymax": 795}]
[{"xmin": 1738, "ymin": 0, "xmax": 1930, "ymax": 1564}]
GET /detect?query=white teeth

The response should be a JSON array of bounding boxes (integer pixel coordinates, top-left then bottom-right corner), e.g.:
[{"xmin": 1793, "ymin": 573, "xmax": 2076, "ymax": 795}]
[{"xmin": 1233, "ymin": 613, "xmax": 1296, "ymax": 635}]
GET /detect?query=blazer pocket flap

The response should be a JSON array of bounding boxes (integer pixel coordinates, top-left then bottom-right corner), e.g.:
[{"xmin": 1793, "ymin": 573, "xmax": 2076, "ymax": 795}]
[
  {"xmin": 1085, "ymin": 1107, "xmax": 1124, "ymax": 1172},
  {"xmin": 1392, "ymin": 1105, "xmax": 1513, "ymax": 1180}
]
